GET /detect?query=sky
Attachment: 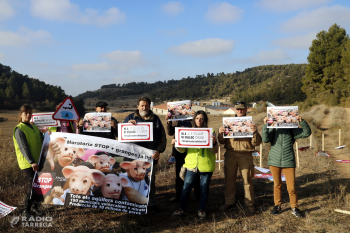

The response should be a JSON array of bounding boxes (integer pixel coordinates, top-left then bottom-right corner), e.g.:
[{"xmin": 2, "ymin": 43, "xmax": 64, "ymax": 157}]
[{"xmin": 1, "ymin": 0, "xmax": 350, "ymax": 96}]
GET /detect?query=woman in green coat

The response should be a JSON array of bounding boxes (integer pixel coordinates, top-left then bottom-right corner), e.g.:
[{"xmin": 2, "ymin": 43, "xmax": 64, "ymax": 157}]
[
  {"xmin": 262, "ymin": 115, "xmax": 311, "ymax": 218},
  {"xmin": 13, "ymin": 104, "xmax": 44, "ymax": 216}
]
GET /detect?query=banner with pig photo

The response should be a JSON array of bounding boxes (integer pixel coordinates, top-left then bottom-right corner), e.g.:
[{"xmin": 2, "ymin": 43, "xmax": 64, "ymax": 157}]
[
  {"xmin": 167, "ymin": 100, "xmax": 193, "ymax": 121},
  {"xmin": 83, "ymin": 112, "xmax": 111, "ymax": 132},
  {"xmin": 267, "ymin": 106, "xmax": 299, "ymax": 128},
  {"xmin": 223, "ymin": 117, "xmax": 254, "ymax": 138},
  {"xmin": 31, "ymin": 132, "xmax": 154, "ymax": 215}
]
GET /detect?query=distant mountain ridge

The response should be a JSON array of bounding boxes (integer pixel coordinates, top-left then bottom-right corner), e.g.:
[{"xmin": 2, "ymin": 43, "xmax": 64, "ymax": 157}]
[{"xmin": 76, "ymin": 64, "xmax": 307, "ymax": 105}]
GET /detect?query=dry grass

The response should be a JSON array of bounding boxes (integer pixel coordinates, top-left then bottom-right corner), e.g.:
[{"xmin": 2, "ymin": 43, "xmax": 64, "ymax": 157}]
[{"xmin": 1, "ymin": 107, "xmax": 350, "ymax": 232}]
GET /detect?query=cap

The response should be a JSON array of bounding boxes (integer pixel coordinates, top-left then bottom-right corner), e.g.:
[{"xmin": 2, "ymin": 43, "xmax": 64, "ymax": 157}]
[
  {"xmin": 234, "ymin": 101, "xmax": 247, "ymax": 109},
  {"xmin": 96, "ymin": 101, "xmax": 108, "ymax": 107}
]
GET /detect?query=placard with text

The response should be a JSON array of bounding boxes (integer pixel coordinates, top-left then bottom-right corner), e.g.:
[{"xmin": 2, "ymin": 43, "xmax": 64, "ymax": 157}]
[
  {"xmin": 223, "ymin": 116, "xmax": 253, "ymax": 138},
  {"xmin": 267, "ymin": 106, "xmax": 299, "ymax": 128},
  {"xmin": 175, "ymin": 127, "xmax": 213, "ymax": 148},
  {"xmin": 31, "ymin": 112, "xmax": 61, "ymax": 127},
  {"xmin": 118, "ymin": 123, "xmax": 153, "ymax": 142},
  {"xmin": 167, "ymin": 100, "xmax": 193, "ymax": 121}
]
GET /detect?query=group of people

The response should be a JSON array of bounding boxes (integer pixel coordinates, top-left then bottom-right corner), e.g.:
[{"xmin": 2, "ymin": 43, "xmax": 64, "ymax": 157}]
[{"xmin": 13, "ymin": 98, "xmax": 311, "ymax": 219}]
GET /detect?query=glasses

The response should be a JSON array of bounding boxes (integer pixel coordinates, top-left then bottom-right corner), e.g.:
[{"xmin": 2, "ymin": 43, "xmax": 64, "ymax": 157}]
[{"xmin": 235, "ymin": 101, "xmax": 246, "ymax": 105}]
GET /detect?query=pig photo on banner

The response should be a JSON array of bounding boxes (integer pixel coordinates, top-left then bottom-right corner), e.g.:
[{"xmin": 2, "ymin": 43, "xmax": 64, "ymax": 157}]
[
  {"xmin": 223, "ymin": 116, "xmax": 254, "ymax": 138},
  {"xmin": 32, "ymin": 133, "xmax": 154, "ymax": 215},
  {"xmin": 167, "ymin": 100, "xmax": 193, "ymax": 121},
  {"xmin": 267, "ymin": 106, "xmax": 299, "ymax": 128},
  {"xmin": 83, "ymin": 113, "xmax": 111, "ymax": 133}
]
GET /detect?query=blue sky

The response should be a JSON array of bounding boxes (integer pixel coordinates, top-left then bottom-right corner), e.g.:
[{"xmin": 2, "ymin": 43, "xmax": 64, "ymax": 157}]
[{"xmin": 1, "ymin": 0, "xmax": 350, "ymax": 96}]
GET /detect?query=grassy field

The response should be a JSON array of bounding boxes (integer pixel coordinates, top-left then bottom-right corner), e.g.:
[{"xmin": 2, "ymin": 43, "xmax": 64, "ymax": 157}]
[{"xmin": 1, "ymin": 106, "xmax": 350, "ymax": 232}]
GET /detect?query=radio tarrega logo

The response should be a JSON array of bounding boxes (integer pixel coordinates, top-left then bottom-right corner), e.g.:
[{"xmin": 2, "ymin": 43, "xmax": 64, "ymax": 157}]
[{"xmin": 9, "ymin": 216, "xmax": 53, "ymax": 228}]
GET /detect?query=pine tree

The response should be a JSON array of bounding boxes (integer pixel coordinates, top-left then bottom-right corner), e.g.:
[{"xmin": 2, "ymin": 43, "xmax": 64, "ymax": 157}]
[{"xmin": 22, "ymin": 82, "xmax": 31, "ymax": 99}]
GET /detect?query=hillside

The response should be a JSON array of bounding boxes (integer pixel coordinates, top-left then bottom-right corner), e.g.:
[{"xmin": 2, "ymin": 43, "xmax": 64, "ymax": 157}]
[{"xmin": 75, "ymin": 64, "xmax": 307, "ymax": 105}]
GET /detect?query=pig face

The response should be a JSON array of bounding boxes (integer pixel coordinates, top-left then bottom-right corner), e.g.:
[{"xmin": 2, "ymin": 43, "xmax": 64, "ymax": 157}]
[
  {"xmin": 291, "ymin": 110, "xmax": 298, "ymax": 117},
  {"xmin": 282, "ymin": 111, "xmax": 289, "ymax": 117},
  {"xmin": 62, "ymin": 166, "xmax": 105, "ymax": 194},
  {"xmin": 101, "ymin": 174, "xmax": 128, "ymax": 199},
  {"xmin": 120, "ymin": 160, "xmax": 151, "ymax": 182},
  {"xmin": 89, "ymin": 154, "xmax": 116, "ymax": 172},
  {"xmin": 103, "ymin": 116, "xmax": 110, "ymax": 122},
  {"xmin": 55, "ymin": 138, "xmax": 85, "ymax": 167},
  {"xmin": 285, "ymin": 117, "xmax": 292, "ymax": 123},
  {"xmin": 276, "ymin": 116, "xmax": 285, "ymax": 123}
]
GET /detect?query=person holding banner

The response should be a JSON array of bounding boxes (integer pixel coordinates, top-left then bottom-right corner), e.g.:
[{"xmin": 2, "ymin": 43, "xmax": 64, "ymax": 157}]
[
  {"xmin": 13, "ymin": 104, "xmax": 44, "ymax": 216},
  {"xmin": 171, "ymin": 110, "xmax": 218, "ymax": 219},
  {"xmin": 123, "ymin": 96, "xmax": 167, "ymax": 213},
  {"xmin": 78, "ymin": 101, "xmax": 118, "ymax": 139},
  {"xmin": 165, "ymin": 113, "xmax": 200, "ymax": 203},
  {"xmin": 218, "ymin": 101, "xmax": 262, "ymax": 212},
  {"xmin": 262, "ymin": 114, "xmax": 311, "ymax": 217}
]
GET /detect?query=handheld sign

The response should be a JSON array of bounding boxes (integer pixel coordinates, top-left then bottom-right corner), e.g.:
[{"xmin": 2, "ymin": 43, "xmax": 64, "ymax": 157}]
[
  {"xmin": 167, "ymin": 100, "xmax": 193, "ymax": 121},
  {"xmin": 31, "ymin": 112, "xmax": 61, "ymax": 127},
  {"xmin": 315, "ymin": 151, "xmax": 331, "ymax": 157},
  {"xmin": 175, "ymin": 127, "xmax": 213, "ymax": 148},
  {"xmin": 83, "ymin": 113, "xmax": 111, "ymax": 132},
  {"xmin": 223, "ymin": 117, "xmax": 253, "ymax": 138},
  {"xmin": 118, "ymin": 122, "xmax": 153, "ymax": 142},
  {"xmin": 52, "ymin": 97, "xmax": 79, "ymax": 121},
  {"xmin": 267, "ymin": 106, "xmax": 299, "ymax": 128}
]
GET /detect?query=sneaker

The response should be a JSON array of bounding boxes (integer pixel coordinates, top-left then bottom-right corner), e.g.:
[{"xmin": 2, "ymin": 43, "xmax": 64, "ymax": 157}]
[
  {"xmin": 198, "ymin": 210, "xmax": 206, "ymax": 219},
  {"xmin": 292, "ymin": 208, "xmax": 303, "ymax": 218},
  {"xmin": 219, "ymin": 204, "xmax": 234, "ymax": 211},
  {"xmin": 169, "ymin": 197, "xmax": 180, "ymax": 202},
  {"xmin": 271, "ymin": 205, "xmax": 282, "ymax": 215},
  {"xmin": 148, "ymin": 205, "xmax": 161, "ymax": 213},
  {"xmin": 172, "ymin": 208, "xmax": 185, "ymax": 217}
]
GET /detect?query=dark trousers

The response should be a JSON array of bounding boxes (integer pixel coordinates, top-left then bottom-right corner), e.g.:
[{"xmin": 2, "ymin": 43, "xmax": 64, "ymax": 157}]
[
  {"xmin": 173, "ymin": 146, "xmax": 200, "ymax": 200},
  {"xmin": 23, "ymin": 168, "xmax": 35, "ymax": 200}
]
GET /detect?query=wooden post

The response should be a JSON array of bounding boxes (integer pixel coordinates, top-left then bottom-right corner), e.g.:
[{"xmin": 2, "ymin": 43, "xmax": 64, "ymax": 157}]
[
  {"xmin": 335, "ymin": 209, "xmax": 350, "ymax": 215},
  {"xmin": 260, "ymin": 144, "xmax": 263, "ymax": 168},
  {"xmin": 296, "ymin": 142, "xmax": 299, "ymax": 168},
  {"xmin": 339, "ymin": 129, "xmax": 341, "ymax": 147},
  {"xmin": 322, "ymin": 134, "xmax": 325, "ymax": 151},
  {"xmin": 310, "ymin": 134, "xmax": 312, "ymax": 148},
  {"xmin": 219, "ymin": 146, "xmax": 221, "ymax": 170}
]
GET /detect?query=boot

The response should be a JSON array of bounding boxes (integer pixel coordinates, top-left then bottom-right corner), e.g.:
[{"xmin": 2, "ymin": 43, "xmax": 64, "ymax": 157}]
[{"xmin": 22, "ymin": 196, "xmax": 32, "ymax": 218}]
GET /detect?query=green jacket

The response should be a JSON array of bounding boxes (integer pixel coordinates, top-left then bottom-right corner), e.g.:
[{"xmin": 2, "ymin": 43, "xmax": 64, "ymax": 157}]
[
  {"xmin": 262, "ymin": 120, "xmax": 311, "ymax": 168},
  {"xmin": 13, "ymin": 123, "xmax": 43, "ymax": 170}
]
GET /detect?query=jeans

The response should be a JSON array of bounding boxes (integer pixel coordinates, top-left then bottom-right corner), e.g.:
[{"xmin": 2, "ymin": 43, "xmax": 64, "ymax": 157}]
[{"xmin": 180, "ymin": 170, "xmax": 213, "ymax": 211}]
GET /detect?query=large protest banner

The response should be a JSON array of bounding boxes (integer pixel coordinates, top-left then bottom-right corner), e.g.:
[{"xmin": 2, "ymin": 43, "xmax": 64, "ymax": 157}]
[
  {"xmin": 267, "ymin": 106, "xmax": 299, "ymax": 128},
  {"xmin": 223, "ymin": 117, "xmax": 253, "ymax": 138},
  {"xmin": 32, "ymin": 133, "xmax": 154, "ymax": 215},
  {"xmin": 167, "ymin": 100, "xmax": 193, "ymax": 121}
]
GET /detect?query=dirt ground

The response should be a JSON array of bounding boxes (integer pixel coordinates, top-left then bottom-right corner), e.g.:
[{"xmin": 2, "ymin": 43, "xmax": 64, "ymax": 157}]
[{"xmin": 1, "ymin": 108, "xmax": 350, "ymax": 232}]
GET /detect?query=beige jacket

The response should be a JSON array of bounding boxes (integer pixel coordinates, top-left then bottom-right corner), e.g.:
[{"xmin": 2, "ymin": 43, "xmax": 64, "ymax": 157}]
[{"xmin": 218, "ymin": 131, "xmax": 262, "ymax": 155}]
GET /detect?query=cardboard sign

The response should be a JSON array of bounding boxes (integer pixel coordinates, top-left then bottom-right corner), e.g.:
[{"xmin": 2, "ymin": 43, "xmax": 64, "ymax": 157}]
[
  {"xmin": 267, "ymin": 106, "xmax": 299, "ymax": 128},
  {"xmin": 0, "ymin": 201, "xmax": 16, "ymax": 218},
  {"xmin": 118, "ymin": 123, "xmax": 153, "ymax": 142},
  {"xmin": 175, "ymin": 127, "xmax": 213, "ymax": 148},
  {"xmin": 52, "ymin": 97, "xmax": 79, "ymax": 121},
  {"xmin": 254, "ymin": 174, "xmax": 286, "ymax": 181},
  {"xmin": 223, "ymin": 116, "xmax": 254, "ymax": 138},
  {"xmin": 298, "ymin": 146, "xmax": 310, "ymax": 151},
  {"xmin": 31, "ymin": 112, "xmax": 61, "ymax": 127},
  {"xmin": 335, "ymin": 160, "xmax": 350, "ymax": 163},
  {"xmin": 254, "ymin": 166, "xmax": 270, "ymax": 173},
  {"xmin": 315, "ymin": 151, "xmax": 331, "ymax": 157},
  {"xmin": 335, "ymin": 145, "xmax": 346, "ymax": 149},
  {"xmin": 167, "ymin": 100, "xmax": 193, "ymax": 121},
  {"xmin": 83, "ymin": 113, "xmax": 111, "ymax": 132},
  {"xmin": 252, "ymin": 151, "xmax": 260, "ymax": 157},
  {"xmin": 32, "ymin": 133, "xmax": 154, "ymax": 215}
]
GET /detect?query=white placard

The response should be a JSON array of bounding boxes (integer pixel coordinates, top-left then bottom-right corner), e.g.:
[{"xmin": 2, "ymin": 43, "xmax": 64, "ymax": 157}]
[
  {"xmin": 83, "ymin": 112, "xmax": 111, "ymax": 132},
  {"xmin": 223, "ymin": 116, "xmax": 253, "ymax": 138},
  {"xmin": 175, "ymin": 127, "xmax": 213, "ymax": 148},
  {"xmin": 118, "ymin": 122, "xmax": 153, "ymax": 142},
  {"xmin": 267, "ymin": 106, "xmax": 299, "ymax": 128},
  {"xmin": 167, "ymin": 100, "xmax": 193, "ymax": 121},
  {"xmin": 0, "ymin": 201, "xmax": 16, "ymax": 218},
  {"xmin": 31, "ymin": 112, "xmax": 61, "ymax": 127}
]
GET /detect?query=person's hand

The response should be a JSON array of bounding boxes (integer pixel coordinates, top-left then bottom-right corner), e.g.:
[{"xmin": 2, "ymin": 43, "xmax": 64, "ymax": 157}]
[
  {"xmin": 110, "ymin": 120, "xmax": 117, "ymax": 129},
  {"xmin": 171, "ymin": 139, "xmax": 177, "ymax": 145},
  {"xmin": 46, "ymin": 140, "xmax": 61, "ymax": 170},
  {"xmin": 264, "ymin": 117, "xmax": 269, "ymax": 124},
  {"xmin": 165, "ymin": 114, "xmax": 169, "ymax": 121},
  {"xmin": 31, "ymin": 163, "xmax": 39, "ymax": 171},
  {"xmin": 211, "ymin": 135, "xmax": 217, "ymax": 145},
  {"xmin": 296, "ymin": 116, "xmax": 302, "ymax": 122},
  {"xmin": 250, "ymin": 124, "xmax": 257, "ymax": 132},
  {"xmin": 50, "ymin": 186, "xmax": 65, "ymax": 202},
  {"xmin": 152, "ymin": 151, "xmax": 160, "ymax": 160},
  {"xmin": 78, "ymin": 119, "xmax": 84, "ymax": 127},
  {"xmin": 219, "ymin": 126, "xmax": 225, "ymax": 134},
  {"xmin": 128, "ymin": 120, "xmax": 137, "ymax": 125},
  {"xmin": 47, "ymin": 130, "xmax": 52, "ymax": 135}
]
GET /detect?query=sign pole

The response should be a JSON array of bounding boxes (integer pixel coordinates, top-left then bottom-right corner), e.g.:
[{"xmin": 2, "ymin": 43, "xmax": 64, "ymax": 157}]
[
  {"xmin": 339, "ymin": 129, "xmax": 341, "ymax": 147},
  {"xmin": 260, "ymin": 144, "xmax": 263, "ymax": 168},
  {"xmin": 219, "ymin": 146, "xmax": 221, "ymax": 170},
  {"xmin": 322, "ymin": 134, "xmax": 325, "ymax": 151},
  {"xmin": 310, "ymin": 134, "xmax": 312, "ymax": 148},
  {"xmin": 296, "ymin": 142, "xmax": 299, "ymax": 168}
]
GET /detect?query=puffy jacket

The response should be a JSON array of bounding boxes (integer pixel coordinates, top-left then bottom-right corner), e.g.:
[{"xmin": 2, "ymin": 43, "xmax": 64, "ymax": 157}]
[{"xmin": 262, "ymin": 120, "xmax": 311, "ymax": 168}]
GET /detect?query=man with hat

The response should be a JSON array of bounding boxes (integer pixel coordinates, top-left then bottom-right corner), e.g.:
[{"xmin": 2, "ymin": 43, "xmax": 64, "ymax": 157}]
[
  {"xmin": 218, "ymin": 101, "xmax": 262, "ymax": 212},
  {"xmin": 78, "ymin": 101, "xmax": 118, "ymax": 139}
]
